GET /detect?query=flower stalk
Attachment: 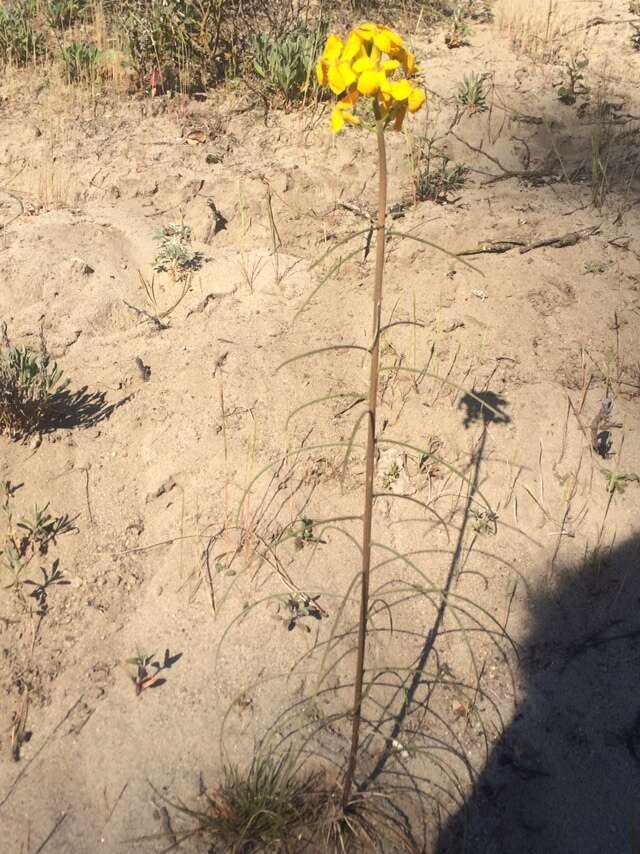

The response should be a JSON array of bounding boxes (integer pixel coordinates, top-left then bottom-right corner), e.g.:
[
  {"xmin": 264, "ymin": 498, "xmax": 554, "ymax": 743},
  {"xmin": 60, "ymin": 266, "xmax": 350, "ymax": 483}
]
[{"xmin": 342, "ymin": 102, "xmax": 388, "ymax": 807}]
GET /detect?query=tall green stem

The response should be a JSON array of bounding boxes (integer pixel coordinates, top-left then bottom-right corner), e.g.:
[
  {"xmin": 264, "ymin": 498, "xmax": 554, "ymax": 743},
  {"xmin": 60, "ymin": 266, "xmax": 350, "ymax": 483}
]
[{"xmin": 342, "ymin": 107, "xmax": 387, "ymax": 808}]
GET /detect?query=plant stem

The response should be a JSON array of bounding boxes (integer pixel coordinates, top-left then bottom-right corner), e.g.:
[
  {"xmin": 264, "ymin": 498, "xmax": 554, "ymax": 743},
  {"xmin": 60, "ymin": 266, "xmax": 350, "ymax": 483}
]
[{"xmin": 342, "ymin": 107, "xmax": 387, "ymax": 808}]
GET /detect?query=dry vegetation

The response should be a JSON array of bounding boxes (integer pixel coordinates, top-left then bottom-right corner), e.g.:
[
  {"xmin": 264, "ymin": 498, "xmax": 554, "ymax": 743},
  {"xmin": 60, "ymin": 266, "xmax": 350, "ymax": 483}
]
[{"xmin": 1, "ymin": 0, "xmax": 640, "ymax": 853}]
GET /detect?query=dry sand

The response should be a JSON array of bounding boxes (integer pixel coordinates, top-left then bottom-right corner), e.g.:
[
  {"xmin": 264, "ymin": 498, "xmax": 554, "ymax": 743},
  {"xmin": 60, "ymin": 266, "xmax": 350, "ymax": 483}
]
[{"xmin": 1, "ymin": 2, "xmax": 640, "ymax": 851}]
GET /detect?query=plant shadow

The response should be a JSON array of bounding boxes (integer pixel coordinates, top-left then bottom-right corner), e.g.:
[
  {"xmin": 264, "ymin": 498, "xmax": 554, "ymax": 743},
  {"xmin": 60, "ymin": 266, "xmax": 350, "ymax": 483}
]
[
  {"xmin": 43, "ymin": 385, "xmax": 132, "ymax": 433},
  {"xmin": 360, "ymin": 389, "xmax": 511, "ymax": 786}
]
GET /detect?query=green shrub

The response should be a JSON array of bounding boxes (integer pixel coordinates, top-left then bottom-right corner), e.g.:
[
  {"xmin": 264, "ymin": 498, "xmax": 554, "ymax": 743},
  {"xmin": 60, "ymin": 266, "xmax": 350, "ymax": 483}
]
[{"xmin": 252, "ymin": 22, "xmax": 326, "ymax": 105}]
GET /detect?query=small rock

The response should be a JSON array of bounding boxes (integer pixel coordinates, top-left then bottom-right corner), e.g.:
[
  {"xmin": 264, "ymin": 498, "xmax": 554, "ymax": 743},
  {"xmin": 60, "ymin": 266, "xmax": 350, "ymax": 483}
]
[
  {"xmin": 71, "ymin": 258, "xmax": 95, "ymax": 276},
  {"xmin": 443, "ymin": 319, "xmax": 465, "ymax": 333},
  {"xmin": 146, "ymin": 475, "xmax": 177, "ymax": 503}
]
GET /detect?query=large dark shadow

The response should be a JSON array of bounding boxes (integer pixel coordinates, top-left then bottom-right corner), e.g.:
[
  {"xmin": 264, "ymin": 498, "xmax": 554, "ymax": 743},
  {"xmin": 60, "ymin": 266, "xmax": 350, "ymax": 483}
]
[{"xmin": 437, "ymin": 531, "xmax": 640, "ymax": 854}]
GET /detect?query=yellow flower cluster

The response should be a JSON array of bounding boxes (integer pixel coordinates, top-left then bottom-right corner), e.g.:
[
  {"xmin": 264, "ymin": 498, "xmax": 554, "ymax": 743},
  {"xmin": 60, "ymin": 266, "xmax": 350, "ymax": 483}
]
[{"xmin": 316, "ymin": 22, "xmax": 426, "ymax": 133}]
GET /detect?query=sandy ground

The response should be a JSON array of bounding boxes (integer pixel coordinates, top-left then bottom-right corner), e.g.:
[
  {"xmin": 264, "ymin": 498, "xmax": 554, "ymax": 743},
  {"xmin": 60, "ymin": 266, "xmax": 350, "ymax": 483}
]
[{"xmin": 1, "ymin": 1, "xmax": 640, "ymax": 852}]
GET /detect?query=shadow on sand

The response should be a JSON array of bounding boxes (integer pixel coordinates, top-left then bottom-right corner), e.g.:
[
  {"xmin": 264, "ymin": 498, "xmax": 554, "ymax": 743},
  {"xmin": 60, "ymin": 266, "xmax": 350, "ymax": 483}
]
[{"xmin": 436, "ymin": 530, "xmax": 640, "ymax": 854}]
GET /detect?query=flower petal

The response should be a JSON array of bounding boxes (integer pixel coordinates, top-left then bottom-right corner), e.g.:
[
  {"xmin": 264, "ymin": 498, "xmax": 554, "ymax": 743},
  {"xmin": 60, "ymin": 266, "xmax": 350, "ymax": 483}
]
[
  {"xmin": 330, "ymin": 108, "xmax": 345, "ymax": 133},
  {"xmin": 323, "ymin": 34, "xmax": 344, "ymax": 61},
  {"xmin": 353, "ymin": 55, "xmax": 375, "ymax": 74},
  {"xmin": 373, "ymin": 27, "xmax": 404, "ymax": 54},
  {"xmin": 381, "ymin": 59, "xmax": 400, "ymax": 72},
  {"xmin": 354, "ymin": 22, "xmax": 378, "ymax": 43},
  {"xmin": 338, "ymin": 62, "xmax": 357, "ymax": 89},
  {"xmin": 342, "ymin": 32, "xmax": 363, "ymax": 62},
  {"xmin": 408, "ymin": 86, "xmax": 426, "ymax": 112},
  {"xmin": 338, "ymin": 88, "xmax": 360, "ymax": 109},
  {"xmin": 342, "ymin": 112, "xmax": 360, "ymax": 126},
  {"xmin": 389, "ymin": 79, "xmax": 412, "ymax": 101},
  {"xmin": 328, "ymin": 64, "xmax": 347, "ymax": 95},
  {"xmin": 357, "ymin": 69, "xmax": 381, "ymax": 96}
]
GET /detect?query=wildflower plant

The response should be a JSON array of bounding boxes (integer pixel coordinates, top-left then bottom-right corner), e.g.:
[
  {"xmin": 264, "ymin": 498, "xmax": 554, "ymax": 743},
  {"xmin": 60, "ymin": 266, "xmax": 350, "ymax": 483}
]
[
  {"xmin": 209, "ymin": 21, "xmax": 502, "ymax": 848},
  {"xmin": 315, "ymin": 21, "xmax": 426, "ymax": 807}
]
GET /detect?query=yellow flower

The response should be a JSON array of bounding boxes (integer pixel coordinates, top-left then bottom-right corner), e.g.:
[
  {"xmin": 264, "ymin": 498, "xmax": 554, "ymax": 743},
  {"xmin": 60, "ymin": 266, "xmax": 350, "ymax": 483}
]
[
  {"xmin": 317, "ymin": 23, "xmax": 426, "ymax": 132},
  {"xmin": 330, "ymin": 89, "xmax": 361, "ymax": 134},
  {"xmin": 316, "ymin": 33, "xmax": 358, "ymax": 95},
  {"xmin": 354, "ymin": 22, "xmax": 378, "ymax": 43},
  {"xmin": 372, "ymin": 26, "xmax": 404, "ymax": 55},
  {"xmin": 353, "ymin": 54, "xmax": 402, "ymax": 96}
]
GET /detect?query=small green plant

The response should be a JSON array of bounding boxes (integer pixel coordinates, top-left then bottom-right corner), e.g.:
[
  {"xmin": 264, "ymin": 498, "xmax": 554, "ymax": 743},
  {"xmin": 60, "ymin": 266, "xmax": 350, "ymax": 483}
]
[
  {"xmin": 22, "ymin": 560, "xmax": 69, "ymax": 616},
  {"xmin": 1, "ymin": 485, "xmax": 73, "ymax": 583},
  {"xmin": 0, "ymin": 1, "xmax": 43, "ymax": 67},
  {"xmin": 470, "ymin": 506, "xmax": 499, "ymax": 534},
  {"xmin": 410, "ymin": 134, "xmax": 467, "ymax": 203},
  {"xmin": 252, "ymin": 22, "xmax": 325, "ymax": 105},
  {"xmin": 0, "ymin": 324, "xmax": 69, "ymax": 439},
  {"xmin": 583, "ymin": 261, "xmax": 606, "ymax": 274},
  {"xmin": 382, "ymin": 459, "xmax": 401, "ymax": 489},
  {"xmin": 445, "ymin": 7, "xmax": 471, "ymax": 48},
  {"xmin": 601, "ymin": 468, "xmax": 639, "ymax": 495},
  {"xmin": 61, "ymin": 42, "xmax": 103, "ymax": 84},
  {"xmin": 125, "ymin": 649, "xmax": 162, "ymax": 695},
  {"xmin": 154, "ymin": 222, "xmax": 200, "ymax": 279},
  {"xmin": 281, "ymin": 592, "xmax": 325, "ymax": 630},
  {"xmin": 124, "ymin": 647, "xmax": 181, "ymax": 695},
  {"xmin": 46, "ymin": 0, "xmax": 90, "ymax": 29},
  {"xmin": 293, "ymin": 516, "xmax": 316, "ymax": 550},
  {"xmin": 457, "ymin": 71, "xmax": 488, "ymax": 112},
  {"xmin": 556, "ymin": 52, "xmax": 589, "ymax": 104}
]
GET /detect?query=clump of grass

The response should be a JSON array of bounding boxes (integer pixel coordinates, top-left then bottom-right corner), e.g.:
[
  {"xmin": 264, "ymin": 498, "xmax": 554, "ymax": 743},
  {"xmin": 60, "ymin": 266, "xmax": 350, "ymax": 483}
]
[
  {"xmin": 494, "ymin": 0, "xmax": 564, "ymax": 64},
  {"xmin": 0, "ymin": 323, "xmax": 68, "ymax": 440},
  {"xmin": 182, "ymin": 752, "xmax": 323, "ymax": 852},
  {"xmin": 251, "ymin": 21, "xmax": 325, "ymax": 106},
  {"xmin": 0, "ymin": 0, "xmax": 43, "ymax": 67},
  {"xmin": 61, "ymin": 41, "xmax": 103, "ymax": 84},
  {"xmin": 178, "ymin": 752, "xmax": 414, "ymax": 853}
]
